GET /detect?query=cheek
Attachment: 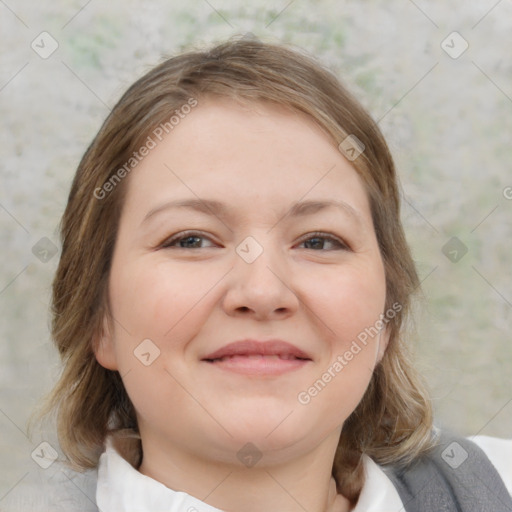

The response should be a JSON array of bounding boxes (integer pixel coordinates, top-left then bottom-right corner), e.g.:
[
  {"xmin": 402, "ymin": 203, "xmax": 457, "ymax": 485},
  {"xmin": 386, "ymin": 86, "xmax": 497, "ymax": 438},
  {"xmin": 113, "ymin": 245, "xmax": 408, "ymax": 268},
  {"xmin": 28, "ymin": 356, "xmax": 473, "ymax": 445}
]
[
  {"xmin": 300, "ymin": 260, "xmax": 386, "ymax": 346},
  {"xmin": 294, "ymin": 262, "xmax": 386, "ymax": 413},
  {"xmin": 109, "ymin": 258, "xmax": 222, "ymax": 340},
  {"xmin": 106, "ymin": 258, "xmax": 213, "ymax": 431}
]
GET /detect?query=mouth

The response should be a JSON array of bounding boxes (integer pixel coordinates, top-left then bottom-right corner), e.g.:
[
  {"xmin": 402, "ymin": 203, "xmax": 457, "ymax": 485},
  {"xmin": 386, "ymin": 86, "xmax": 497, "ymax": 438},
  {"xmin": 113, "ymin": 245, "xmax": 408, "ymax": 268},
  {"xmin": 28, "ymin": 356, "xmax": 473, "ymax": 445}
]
[
  {"xmin": 205, "ymin": 353, "xmax": 308, "ymax": 363},
  {"xmin": 201, "ymin": 339, "xmax": 312, "ymax": 376}
]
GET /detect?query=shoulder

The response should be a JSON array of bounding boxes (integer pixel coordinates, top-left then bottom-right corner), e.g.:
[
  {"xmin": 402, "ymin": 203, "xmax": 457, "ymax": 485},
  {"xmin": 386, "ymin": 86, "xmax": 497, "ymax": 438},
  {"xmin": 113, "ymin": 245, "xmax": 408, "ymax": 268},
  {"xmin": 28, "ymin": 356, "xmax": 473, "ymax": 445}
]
[
  {"xmin": 385, "ymin": 430, "xmax": 512, "ymax": 511},
  {"xmin": 0, "ymin": 463, "xmax": 98, "ymax": 512},
  {"xmin": 471, "ymin": 435, "xmax": 512, "ymax": 495}
]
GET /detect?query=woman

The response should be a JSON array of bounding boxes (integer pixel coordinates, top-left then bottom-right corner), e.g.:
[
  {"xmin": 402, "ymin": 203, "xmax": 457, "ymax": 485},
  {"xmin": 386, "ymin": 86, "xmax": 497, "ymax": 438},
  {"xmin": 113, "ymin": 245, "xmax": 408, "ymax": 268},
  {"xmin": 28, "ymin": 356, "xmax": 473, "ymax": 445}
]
[{"xmin": 11, "ymin": 38, "xmax": 511, "ymax": 511}]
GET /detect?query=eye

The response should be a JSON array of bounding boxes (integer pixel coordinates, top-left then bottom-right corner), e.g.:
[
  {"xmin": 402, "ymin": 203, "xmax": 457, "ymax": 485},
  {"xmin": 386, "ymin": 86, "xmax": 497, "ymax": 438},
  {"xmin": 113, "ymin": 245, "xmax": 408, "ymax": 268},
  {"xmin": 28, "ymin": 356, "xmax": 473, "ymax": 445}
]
[
  {"xmin": 296, "ymin": 232, "xmax": 349, "ymax": 251},
  {"xmin": 160, "ymin": 231, "xmax": 217, "ymax": 249}
]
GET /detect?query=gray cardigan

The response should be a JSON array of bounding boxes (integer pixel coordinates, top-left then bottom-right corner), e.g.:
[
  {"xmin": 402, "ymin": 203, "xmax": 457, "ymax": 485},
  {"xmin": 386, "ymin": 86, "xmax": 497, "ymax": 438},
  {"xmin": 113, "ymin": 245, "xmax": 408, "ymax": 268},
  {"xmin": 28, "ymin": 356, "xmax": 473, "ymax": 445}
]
[
  {"xmin": 1, "ymin": 433, "xmax": 511, "ymax": 511},
  {"xmin": 387, "ymin": 432, "xmax": 512, "ymax": 512}
]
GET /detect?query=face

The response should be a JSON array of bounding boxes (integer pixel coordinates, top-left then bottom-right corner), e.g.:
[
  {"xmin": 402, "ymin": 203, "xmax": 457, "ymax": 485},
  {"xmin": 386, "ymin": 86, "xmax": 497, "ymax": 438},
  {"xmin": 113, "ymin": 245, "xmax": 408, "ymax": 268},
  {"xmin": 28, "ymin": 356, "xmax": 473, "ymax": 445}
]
[{"xmin": 95, "ymin": 98, "xmax": 389, "ymax": 467}]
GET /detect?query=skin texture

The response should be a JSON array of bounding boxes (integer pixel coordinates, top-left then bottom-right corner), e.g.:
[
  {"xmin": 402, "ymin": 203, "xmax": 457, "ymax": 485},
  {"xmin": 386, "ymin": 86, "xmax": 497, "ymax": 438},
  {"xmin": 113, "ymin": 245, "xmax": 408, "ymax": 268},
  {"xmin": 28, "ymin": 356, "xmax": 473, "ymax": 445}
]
[{"xmin": 95, "ymin": 98, "xmax": 389, "ymax": 512}]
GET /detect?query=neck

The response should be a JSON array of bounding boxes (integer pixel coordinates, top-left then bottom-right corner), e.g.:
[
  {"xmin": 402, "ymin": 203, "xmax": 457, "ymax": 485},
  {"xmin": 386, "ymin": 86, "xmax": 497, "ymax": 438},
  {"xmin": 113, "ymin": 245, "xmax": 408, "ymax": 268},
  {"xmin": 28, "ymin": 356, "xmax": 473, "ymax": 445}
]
[{"xmin": 136, "ymin": 430, "xmax": 352, "ymax": 512}]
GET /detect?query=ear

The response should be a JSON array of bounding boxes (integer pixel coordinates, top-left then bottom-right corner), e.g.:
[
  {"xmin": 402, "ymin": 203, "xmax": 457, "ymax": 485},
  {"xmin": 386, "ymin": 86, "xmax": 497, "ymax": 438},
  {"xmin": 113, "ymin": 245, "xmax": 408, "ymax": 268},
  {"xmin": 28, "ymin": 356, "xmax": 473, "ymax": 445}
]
[{"xmin": 93, "ymin": 315, "xmax": 118, "ymax": 370}]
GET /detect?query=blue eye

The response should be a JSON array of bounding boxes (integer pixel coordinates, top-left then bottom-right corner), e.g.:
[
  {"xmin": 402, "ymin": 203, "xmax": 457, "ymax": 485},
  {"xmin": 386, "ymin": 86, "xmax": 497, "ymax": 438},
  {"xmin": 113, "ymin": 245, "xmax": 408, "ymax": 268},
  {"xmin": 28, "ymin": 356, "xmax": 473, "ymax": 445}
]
[
  {"xmin": 161, "ymin": 231, "xmax": 216, "ymax": 249},
  {"xmin": 298, "ymin": 233, "xmax": 349, "ymax": 251},
  {"xmin": 160, "ymin": 231, "xmax": 349, "ymax": 251}
]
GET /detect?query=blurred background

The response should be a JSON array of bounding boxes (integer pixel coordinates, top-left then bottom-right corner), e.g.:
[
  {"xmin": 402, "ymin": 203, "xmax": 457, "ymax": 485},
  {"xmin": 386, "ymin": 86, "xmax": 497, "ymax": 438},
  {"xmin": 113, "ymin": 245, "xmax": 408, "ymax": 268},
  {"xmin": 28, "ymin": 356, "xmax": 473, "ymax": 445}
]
[{"xmin": 1, "ymin": 0, "xmax": 511, "ymax": 499}]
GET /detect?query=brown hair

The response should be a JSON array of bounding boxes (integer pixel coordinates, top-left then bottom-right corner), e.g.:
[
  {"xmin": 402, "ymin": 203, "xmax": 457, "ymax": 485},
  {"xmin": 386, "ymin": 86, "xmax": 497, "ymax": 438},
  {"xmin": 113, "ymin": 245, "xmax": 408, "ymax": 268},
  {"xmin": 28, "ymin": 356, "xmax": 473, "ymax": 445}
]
[{"xmin": 32, "ymin": 37, "xmax": 434, "ymax": 505}]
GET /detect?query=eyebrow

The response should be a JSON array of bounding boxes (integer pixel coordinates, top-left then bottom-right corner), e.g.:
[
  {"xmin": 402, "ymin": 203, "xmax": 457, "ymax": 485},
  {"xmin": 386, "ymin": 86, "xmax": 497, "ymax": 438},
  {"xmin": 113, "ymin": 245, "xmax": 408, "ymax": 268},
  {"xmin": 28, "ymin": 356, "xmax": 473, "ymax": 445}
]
[{"xmin": 141, "ymin": 198, "xmax": 364, "ymax": 227}]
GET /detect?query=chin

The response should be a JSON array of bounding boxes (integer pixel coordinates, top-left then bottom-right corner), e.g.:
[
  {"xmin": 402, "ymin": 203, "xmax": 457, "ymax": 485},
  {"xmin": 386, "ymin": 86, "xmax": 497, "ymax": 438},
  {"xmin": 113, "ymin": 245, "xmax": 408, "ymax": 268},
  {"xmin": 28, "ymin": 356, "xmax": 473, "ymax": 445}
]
[{"xmin": 214, "ymin": 415, "xmax": 317, "ymax": 459}]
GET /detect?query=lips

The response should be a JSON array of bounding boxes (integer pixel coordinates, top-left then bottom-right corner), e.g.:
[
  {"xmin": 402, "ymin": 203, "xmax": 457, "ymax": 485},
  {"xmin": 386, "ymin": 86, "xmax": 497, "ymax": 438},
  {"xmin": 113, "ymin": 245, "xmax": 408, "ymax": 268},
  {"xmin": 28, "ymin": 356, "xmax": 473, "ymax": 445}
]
[
  {"xmin": 201, "ymin": 339, "xmax": 312, "ymax": 376},
  {"xmin": 201, "ymin": 339, "xmax": 312, "ymax": 362},
  {"xmin": 208, "ymin": 353, "xmax": 302, "ymax": 363}
]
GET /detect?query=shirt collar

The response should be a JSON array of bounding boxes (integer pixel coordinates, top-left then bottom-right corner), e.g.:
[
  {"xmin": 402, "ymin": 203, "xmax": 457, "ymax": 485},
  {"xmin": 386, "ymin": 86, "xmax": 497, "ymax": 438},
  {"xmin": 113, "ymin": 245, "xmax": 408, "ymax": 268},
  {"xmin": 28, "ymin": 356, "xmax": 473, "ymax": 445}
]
[
  {"xmin": 353, "ymin": 456, "xmax": 404, "ymax": 511},
  {"xmin": 96, "ymin": 436, "xmax": 404, "ymax": 511},
  {"xmin": 96, "ymin": 436, "xmax": 224, "ymax": 512}
]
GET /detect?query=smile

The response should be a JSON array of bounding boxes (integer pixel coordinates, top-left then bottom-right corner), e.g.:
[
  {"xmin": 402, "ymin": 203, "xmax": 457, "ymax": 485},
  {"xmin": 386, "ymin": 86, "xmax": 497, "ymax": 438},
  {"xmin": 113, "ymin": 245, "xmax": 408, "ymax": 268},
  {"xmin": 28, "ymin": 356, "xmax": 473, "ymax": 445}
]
[{"xmin": 204, "ymin": 354, "xmax": 311, "ymax": 376}]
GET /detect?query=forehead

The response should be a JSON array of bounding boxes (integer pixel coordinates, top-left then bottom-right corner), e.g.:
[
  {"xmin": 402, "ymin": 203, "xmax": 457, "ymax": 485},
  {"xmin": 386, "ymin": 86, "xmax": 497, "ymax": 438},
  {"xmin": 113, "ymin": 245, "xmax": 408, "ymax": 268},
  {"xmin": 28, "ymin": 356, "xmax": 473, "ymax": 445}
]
[{"xmin": 120, "ymin": 97, "xmax": 372, "ymax": 225}]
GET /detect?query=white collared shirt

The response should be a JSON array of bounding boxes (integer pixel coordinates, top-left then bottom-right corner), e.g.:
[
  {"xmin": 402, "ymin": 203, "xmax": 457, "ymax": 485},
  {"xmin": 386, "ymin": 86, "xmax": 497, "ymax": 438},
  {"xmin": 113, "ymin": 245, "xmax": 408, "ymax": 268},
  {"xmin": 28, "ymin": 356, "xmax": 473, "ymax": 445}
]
[{"xmin": 96, "ymin": 436, "xmax": 512, "ymax": 512}]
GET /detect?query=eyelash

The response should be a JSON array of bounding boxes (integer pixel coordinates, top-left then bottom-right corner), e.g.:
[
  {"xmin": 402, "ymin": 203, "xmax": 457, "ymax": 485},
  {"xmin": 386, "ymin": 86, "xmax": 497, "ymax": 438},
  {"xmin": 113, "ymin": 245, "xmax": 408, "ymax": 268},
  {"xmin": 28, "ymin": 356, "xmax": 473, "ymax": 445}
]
[{"xmin": 160, "ymin": 230, "xmax": 350, "ymax": 251}]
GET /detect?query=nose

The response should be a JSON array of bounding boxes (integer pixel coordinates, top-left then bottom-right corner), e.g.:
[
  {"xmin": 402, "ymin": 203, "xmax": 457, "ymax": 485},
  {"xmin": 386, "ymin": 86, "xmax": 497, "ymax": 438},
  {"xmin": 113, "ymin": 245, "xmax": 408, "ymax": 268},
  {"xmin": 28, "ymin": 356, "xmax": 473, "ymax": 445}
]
[{"xmin": 221, "ymin": 241, "xmax": 300, "ymax": 321}]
